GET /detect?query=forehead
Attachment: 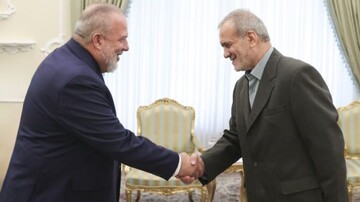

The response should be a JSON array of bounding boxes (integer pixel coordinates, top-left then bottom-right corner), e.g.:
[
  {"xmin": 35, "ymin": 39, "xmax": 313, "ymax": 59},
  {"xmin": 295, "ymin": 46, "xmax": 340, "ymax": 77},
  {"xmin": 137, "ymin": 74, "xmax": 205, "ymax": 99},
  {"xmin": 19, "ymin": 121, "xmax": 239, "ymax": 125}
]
[
  {"xmin": 108, "ymin": 12, "xmax": 128, "ymax": 38},
  {"xmin": 219, "ymin": 21, "xmax": 237, "ymax": 42}
]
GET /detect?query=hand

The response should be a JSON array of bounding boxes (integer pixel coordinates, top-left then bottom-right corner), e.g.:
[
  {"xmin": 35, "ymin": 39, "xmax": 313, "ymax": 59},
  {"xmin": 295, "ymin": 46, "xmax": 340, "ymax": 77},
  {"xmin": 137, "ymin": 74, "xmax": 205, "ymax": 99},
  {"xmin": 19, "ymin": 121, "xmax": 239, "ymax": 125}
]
[
  {"xmin": 177, "ymin": 152, "xmax": 199, "ymax": 178},
  {"xmin": 176, "ymin": 152, "xmax": 204, "ymax": 184}
]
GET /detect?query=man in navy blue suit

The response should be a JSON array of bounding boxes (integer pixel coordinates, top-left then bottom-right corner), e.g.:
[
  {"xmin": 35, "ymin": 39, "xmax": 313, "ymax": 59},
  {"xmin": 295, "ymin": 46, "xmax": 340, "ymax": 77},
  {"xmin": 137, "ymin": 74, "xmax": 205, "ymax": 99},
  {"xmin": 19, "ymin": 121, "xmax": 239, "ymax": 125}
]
[{"xmin": 0, "ymin": 3, "xmax": 200, "ymax": 202}]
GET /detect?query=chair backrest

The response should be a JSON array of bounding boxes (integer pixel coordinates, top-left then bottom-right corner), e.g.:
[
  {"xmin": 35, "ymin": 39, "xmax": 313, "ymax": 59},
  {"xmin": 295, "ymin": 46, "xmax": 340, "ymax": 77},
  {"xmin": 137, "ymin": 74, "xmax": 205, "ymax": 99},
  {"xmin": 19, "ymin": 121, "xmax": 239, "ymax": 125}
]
[
  {"xmin": 137, "ymin": 98, "xmax": 195, "ymax": 153},
  {"xmin": 337, "ymin": 100, "xmax": 360, "ymax": 156}
]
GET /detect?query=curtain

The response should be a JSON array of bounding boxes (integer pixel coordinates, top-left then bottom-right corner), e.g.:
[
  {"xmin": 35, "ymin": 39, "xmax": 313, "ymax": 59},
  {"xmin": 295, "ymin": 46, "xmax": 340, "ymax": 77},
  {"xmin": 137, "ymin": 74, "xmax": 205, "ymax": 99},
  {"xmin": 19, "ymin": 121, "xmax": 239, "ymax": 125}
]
[
  {"xmin": 104, "ymin": 0, "xmax": 360, "ymax": 147},
  {"xmin": 327, "ymin": 0, "xmax": 360, "ymax": 87},
  {"xmin": 82, "ymin": 0, "xmax": 130, "ymax": 14},
  {"xmin": 70, "ymin": 0, "xmax": 131, "ymax": 34}
]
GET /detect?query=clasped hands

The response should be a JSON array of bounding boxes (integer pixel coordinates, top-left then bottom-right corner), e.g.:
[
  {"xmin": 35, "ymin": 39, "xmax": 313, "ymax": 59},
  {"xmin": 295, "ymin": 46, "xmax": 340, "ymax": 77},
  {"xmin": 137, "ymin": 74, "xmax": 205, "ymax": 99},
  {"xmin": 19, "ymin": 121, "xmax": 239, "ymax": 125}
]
[{"xmin": 176, "ymin": 152, "xmax": 204, "ymax": 184}]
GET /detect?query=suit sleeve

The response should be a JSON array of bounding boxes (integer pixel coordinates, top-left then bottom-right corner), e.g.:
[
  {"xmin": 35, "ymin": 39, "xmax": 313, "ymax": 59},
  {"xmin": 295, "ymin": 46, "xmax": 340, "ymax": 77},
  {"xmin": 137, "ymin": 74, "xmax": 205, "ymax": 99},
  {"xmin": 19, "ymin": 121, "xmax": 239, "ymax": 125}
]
[
  {"xmin": 199, "ymin": 79, "xmax": 242, "ymax": 185},
  {"xmin": 290, "ymin": 65, "xmax": 348, "ymax": 200},
  {"xmin": 56, "ymin": 74, "xmax": 179, "ymax": 180}
]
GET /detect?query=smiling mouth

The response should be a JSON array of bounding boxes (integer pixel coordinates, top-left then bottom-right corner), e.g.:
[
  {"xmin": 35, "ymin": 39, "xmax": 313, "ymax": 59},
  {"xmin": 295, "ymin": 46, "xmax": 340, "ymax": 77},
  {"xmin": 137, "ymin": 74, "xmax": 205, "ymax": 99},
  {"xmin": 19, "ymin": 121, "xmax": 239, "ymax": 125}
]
[{"xmin": 116, "ymin": 53, "xmax": 122, "ymax": 61}]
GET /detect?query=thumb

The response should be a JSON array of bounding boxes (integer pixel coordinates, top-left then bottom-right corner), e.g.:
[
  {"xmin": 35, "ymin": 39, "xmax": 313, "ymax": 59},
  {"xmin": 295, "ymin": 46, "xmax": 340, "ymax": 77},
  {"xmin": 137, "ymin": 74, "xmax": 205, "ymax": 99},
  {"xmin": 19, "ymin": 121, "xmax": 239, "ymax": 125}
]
[{"xmin": 190, "ymin": 153, "xmax": 198, "ymax": 165}]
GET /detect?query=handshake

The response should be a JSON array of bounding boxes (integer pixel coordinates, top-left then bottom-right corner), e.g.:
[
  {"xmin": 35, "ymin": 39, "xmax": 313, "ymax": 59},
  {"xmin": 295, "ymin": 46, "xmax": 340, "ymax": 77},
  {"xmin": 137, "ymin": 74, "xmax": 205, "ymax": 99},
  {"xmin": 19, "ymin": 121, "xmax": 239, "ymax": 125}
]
[{"xmin": 176, "ymin": 152, "xmax": 205, "ymax": 184}]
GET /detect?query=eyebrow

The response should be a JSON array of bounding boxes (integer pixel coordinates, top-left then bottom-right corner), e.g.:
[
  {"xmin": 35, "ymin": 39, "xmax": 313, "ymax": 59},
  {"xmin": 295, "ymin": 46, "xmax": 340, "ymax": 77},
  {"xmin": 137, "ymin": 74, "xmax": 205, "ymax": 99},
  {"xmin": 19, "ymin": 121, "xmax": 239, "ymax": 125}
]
[{"xmin": 220, "ymin": 41, "xmax": 231, "ymax": 47}]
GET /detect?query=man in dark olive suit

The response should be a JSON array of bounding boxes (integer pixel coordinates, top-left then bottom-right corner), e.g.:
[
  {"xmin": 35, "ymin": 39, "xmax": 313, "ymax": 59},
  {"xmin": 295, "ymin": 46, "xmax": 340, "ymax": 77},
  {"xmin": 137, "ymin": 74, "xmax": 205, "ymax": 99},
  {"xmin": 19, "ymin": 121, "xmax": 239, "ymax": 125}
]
[
  {"xmin": 0, "ymin": 3, "xmax": 200, "ymax": 202},
  {"xmin": 180, "ymin": 9, "xmax": 348, "ymax": 202}
]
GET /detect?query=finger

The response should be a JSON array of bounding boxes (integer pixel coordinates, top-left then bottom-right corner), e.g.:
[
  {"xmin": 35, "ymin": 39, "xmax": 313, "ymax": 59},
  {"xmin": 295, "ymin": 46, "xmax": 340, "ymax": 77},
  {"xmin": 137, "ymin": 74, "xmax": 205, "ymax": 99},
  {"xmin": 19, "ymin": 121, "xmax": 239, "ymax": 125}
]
[
  {"xmin": 190, "ymin": 153, "xmax": 198, "ymax": 165},
  {"xmin": 195, "ymin": 156, "xmax": 204, "ymax": 177},
  {"xmin": 179, "ymin": 176, "xmax": 195, "ymax": 184}
]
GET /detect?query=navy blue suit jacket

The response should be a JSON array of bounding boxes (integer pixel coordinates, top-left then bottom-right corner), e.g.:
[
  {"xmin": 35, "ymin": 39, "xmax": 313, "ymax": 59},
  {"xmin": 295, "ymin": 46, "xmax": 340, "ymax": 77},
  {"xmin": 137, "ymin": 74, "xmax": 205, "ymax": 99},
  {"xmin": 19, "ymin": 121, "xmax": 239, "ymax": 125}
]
[{"xmin": 0, "ymin": 39, "xmax": 179, "ymax": 202}]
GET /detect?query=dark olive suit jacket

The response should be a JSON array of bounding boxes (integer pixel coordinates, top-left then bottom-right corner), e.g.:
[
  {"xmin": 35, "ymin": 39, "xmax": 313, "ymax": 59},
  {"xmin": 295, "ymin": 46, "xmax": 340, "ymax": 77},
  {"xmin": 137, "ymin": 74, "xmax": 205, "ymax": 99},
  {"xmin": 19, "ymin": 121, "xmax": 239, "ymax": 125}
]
[
  {"xmin": 0, "ymin": 39, "xmax": 179, "ymax": 202},
  {"xmin": 200, "ymin": 49, "xmax": 348, "ymax": 202}
]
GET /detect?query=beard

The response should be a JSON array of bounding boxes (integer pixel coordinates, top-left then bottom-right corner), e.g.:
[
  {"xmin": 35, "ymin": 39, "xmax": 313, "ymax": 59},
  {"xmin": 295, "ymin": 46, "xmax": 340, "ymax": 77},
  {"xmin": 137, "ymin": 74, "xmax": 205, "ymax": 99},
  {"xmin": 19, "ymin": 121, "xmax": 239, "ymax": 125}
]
[{"xmin": 101, "ymin": 45, "xmax": 119, "ymax": 72}]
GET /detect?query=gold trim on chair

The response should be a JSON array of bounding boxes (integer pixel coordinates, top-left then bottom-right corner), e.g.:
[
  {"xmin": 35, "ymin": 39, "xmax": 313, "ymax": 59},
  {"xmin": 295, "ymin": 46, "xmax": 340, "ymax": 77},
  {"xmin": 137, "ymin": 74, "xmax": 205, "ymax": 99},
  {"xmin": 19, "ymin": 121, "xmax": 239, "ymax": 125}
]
[
  {"xmin": 337, "ymin": 100, "xmax": 360, "ymax": 202},
  {"xmin": 124, "ymin": 97, "xmax": 216, "ymax": 202}
]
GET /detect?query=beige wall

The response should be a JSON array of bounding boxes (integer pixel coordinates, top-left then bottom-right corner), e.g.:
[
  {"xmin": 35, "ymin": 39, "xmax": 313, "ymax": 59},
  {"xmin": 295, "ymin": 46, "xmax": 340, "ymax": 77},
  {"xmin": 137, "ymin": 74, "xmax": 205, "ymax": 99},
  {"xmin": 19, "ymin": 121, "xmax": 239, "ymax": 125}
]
[
  {"xmin": 0, "ymin": 102, "xmax": 22, "ymax": 190},
  {"xmin": 0, "ymin": 0, "xmax": 74, "ymax": 189}
]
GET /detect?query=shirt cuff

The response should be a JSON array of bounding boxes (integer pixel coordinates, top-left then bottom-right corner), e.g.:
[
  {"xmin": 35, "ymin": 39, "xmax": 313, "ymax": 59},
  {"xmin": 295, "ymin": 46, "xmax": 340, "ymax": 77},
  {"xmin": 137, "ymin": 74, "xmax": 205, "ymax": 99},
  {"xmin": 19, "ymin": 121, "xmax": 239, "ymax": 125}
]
[{"xmin": 172, "ymin": 154, "xmax": 181, "ymax": 176}]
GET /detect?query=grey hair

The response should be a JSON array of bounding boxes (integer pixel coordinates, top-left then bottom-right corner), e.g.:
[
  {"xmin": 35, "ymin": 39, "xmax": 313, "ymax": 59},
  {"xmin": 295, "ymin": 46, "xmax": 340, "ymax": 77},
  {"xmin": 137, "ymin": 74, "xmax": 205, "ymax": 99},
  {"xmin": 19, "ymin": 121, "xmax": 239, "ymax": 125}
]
[
  {"xmin": 218, "ymin": 9, "xmax": 270, "ymax": 42},
  {"xmin": 74, "ymin": 3, "xmax": 123, "ymax": 44}
]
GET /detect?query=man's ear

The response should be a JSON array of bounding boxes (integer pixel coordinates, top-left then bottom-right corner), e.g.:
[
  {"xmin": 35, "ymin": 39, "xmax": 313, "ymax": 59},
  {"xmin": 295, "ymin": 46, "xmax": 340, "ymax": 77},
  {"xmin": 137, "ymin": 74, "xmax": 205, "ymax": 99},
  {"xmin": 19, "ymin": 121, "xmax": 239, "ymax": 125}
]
[
  {"xmin": 92, "ymin": 33, "xmax": 104, "ymax": 49},
  {"xmin": 246, "ymin": 30, "xmax": 257, "ymax": 48}
]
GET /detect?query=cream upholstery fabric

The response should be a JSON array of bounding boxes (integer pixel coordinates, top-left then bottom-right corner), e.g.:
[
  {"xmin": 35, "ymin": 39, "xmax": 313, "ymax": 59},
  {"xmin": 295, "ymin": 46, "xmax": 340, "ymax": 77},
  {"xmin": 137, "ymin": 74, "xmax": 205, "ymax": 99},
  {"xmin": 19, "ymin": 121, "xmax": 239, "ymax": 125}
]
[
  {"xmin": 338, "ymin": 100, "xmax": 360, "ymax": 155},
  {"xmin": 137, "ymin": 103, "xmax": 196, "ymax": 153},
  {"xmin": 346, "ymin": 159, "xmax": 360, "ymax": 182},
  {"xmin": 338, "ymin": 100, "xmax": 360, "ymax": 202},
  {"xmin": 124, "ymin": 98, "xmax": 215, "ymax": 202},
  {"xmin": 126, "ymin": 169, "xmax": 203, "ymax": 187}
]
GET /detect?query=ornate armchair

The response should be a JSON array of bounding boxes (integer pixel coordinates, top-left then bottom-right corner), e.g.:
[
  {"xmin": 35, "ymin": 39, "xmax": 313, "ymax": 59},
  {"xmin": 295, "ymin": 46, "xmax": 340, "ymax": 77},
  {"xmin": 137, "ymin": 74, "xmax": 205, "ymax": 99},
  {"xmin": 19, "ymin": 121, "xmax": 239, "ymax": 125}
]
[
  {"xmin": 124, "ymin": 98, "xmax": 216, "ymax": 202},
  {"xmin": 337, "ymin": 100, "xmax": 360, "ymax": 202}
]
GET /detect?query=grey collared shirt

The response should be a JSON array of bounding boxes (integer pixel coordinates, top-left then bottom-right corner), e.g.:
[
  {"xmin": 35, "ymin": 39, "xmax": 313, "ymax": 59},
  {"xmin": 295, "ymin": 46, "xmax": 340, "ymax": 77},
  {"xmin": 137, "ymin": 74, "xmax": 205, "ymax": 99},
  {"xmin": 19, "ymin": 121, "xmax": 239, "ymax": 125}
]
[{"xmin": 245, "ymin": 47, "xmax": 274, "ymax": 108}]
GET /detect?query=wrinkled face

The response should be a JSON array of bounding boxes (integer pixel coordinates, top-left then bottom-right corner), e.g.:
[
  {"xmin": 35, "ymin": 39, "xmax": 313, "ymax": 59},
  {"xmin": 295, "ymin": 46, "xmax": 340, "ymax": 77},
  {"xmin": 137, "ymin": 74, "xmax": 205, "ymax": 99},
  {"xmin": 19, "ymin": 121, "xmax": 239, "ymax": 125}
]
[
  {"xmin": 219, "ymin": 21, "xmax": 252, "ymax": 72},
  {"xmin": 101, "ymin": 40, "xmax": 122, "ymax": 72},
  {"xmin": 100, "ymin": 13, "xmax": 129, "ymax": 72}
]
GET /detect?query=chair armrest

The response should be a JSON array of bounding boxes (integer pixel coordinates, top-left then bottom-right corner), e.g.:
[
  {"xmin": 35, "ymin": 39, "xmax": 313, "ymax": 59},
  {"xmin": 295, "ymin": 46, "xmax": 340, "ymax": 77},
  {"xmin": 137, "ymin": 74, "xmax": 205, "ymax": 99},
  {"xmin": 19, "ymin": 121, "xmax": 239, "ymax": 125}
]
[
  {"xmin": 191, "ymin": 133, "xmax": 205, "ymax": 153},
  {"xmin": 123, "ymin": 164, "xmax": 131, "ymax": 174},
  {"xmin": 348, "ymin": 153, "xmax": 360, "ymax": 160},
  {"xmin": 345, "ymin": 144, "xmax": 360, "ymax": 160}
]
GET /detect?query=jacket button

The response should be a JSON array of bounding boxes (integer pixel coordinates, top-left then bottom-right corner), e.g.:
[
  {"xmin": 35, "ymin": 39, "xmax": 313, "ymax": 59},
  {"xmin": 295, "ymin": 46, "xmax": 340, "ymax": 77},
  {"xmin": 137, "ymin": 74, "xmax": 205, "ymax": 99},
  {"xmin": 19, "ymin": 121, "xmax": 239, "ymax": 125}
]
[{"xmin": 253, "ymin": 162, "xmax": 258, "ymax": 167}]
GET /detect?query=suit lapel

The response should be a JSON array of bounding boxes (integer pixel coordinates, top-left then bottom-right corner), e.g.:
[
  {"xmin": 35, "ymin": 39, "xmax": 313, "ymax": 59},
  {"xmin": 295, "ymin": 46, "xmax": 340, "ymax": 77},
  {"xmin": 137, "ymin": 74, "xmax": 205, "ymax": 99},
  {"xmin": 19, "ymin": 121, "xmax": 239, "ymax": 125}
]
[
  {"xmin": 235, "ymin": 77, "xmax": 251, "ymax": 130},
  {"xmin": 242, "ymin": 78, "xmax": 251, "ymax": 126},
  {"xmin": 246, "ymin": 49, "xmax": 282, "ymax": 132}
]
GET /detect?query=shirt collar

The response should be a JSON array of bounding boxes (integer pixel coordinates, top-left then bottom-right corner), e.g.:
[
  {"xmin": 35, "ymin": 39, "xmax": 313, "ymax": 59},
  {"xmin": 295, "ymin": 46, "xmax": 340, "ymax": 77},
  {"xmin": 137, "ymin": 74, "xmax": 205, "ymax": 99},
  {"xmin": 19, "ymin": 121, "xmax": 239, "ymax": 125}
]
[
  {"xmin": 66, "ymin": 38, "xmax": 104, "ymax": 81},
  {"xmin": 249, "ymin": 46, "xmax": 274, "ymax": 80}
]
